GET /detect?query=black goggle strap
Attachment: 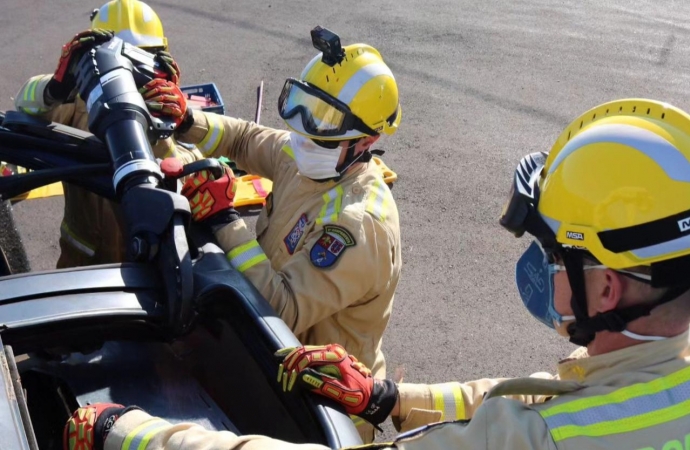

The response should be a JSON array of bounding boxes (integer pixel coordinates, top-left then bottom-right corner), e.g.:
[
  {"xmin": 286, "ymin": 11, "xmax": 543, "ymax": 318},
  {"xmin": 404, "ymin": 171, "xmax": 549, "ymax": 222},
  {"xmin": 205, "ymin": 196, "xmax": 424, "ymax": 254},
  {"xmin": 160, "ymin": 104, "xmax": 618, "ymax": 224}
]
[{"xmin": 350, "ymin": 115, "xmax": 379, "ymax": 136}]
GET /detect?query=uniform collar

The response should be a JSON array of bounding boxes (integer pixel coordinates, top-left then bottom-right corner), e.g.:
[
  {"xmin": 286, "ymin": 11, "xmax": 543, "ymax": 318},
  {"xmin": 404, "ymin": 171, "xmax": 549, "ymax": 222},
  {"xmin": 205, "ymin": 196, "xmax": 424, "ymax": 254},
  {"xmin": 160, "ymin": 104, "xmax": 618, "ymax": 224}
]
[{"xmin": 557, "ymin": 330, "xmax": 690, "ymax": 382}]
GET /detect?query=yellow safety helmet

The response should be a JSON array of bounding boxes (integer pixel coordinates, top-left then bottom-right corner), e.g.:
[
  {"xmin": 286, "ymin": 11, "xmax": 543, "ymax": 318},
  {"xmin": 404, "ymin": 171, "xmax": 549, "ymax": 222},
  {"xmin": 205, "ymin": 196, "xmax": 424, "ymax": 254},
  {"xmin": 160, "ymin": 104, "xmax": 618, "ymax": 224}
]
[
  {"xmin": 501, "ymin": 99, "xmax": 690, "ymax": 345},
  {"xmin": 90, "ymin": 0, "xmax": 167, "ymax": 50},
  {"xmin": 539, "ymin": 99, "xmax": 690, "ymax": 272},
  {"xmin": 279, "ymin": 37, "xmax": 401, "ymax": 141}
]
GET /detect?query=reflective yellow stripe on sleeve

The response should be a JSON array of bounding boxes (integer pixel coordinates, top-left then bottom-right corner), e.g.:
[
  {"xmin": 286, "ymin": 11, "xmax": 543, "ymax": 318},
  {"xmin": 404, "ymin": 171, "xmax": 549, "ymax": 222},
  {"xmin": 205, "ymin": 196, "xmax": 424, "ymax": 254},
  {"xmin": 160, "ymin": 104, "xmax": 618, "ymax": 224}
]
[
  {"xmin": 19, "ymin": 106, "xmax": 49, "ymax": 115},
  {"xmin": 540, "ymin": 365, "xmax": 690, "ymax": 442},
  {"xmin": 28, "ymin": 77, "xmax": 39, "ymax": 102},
  {"xmin": 315, "ymin": 185, "xmax": 344, "ymax": 225},
  {"xmin": 226, "ymin": 240, "xmax": 268, "ymax": 272},
  {"xmin": 121, "ymin": 418, "xmax": 169, "ymax": 450},
  {"xmin": 429, "ymin": 382, "xmax": 466, "ymax": 421},
  {"xmin": 350, "ymin": 415, "xmax": 367, "ymax": 427},
  {"xmin": 281, "ymin": 144, "xmax": 295, "ymax": 160},
  {"xmin": 198, "ymin": 113, "xmax": 225, "ymax": 156},
  {"xmin": 60, "ymin": 221, "xmax": 96, "ymax": 257},
  {"xmin": 365, "ymin": 178, "xmax": 391, "ymax": 222},
  {"xmin": 23, "ymin": 78, "xmax": 36, "ymax": 102}
]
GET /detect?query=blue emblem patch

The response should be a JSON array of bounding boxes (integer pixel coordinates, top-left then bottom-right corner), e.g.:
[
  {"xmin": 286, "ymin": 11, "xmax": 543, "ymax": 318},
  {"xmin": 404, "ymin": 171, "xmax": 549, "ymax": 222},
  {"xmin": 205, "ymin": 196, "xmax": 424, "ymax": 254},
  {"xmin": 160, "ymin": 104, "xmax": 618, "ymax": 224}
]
[
  {"xmin": 284, "ymin": 213, "xmax": 308, "ymax": 255},
  {"xmin": 310, "ymin": 225, "xmax": 356, "ymax": 268}
]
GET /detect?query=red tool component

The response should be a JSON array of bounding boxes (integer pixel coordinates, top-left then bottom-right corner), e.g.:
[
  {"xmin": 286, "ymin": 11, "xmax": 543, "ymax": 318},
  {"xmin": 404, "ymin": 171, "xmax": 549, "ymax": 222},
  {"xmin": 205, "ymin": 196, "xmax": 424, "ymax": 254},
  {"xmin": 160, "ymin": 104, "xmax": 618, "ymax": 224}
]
[{"xmin": 160, "ymin": 157, "xmax": 184, "ymax": 178}]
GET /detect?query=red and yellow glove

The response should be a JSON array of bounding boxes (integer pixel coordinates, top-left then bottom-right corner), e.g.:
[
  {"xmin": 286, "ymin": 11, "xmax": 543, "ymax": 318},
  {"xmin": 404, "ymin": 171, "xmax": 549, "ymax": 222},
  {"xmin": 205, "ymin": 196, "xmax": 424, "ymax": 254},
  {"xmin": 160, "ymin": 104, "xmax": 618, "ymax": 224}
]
[
  {"xmin": 63, "ymin": 403, "xmax": 140, "ymax": 450},
  {"xmin": 153, "ymin": 50, "xmax": 181, "ymax": 85},
  {"xmin": 47, "ymin": 29, "xmax": 114, "ymax": 103},
  {"xmin": 275, "ymin": 344, "xmax": 398, "ymax": 426},
  {"xmin": 180, "ymin": 163, "xmax": 238, "ymax": 223},
  {"xmin": 54, "ymin": 29, "xmax": 114, "ymax": 83},
  {"xmin": 139, "ymin": 78, "xmax": 188, "ymax": 128}
]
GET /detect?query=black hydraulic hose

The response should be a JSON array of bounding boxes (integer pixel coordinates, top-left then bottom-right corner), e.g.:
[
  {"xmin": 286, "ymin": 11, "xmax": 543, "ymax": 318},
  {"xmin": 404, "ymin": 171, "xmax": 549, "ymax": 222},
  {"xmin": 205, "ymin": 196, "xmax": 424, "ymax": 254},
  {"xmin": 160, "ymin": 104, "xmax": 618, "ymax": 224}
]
[
  {"xmin": 0, "ymin": 164, "xmax": 110, "ymax": 200},
  {"xmin": 0, "ymin": 130, "xmax": 108, "ymax": 162}
]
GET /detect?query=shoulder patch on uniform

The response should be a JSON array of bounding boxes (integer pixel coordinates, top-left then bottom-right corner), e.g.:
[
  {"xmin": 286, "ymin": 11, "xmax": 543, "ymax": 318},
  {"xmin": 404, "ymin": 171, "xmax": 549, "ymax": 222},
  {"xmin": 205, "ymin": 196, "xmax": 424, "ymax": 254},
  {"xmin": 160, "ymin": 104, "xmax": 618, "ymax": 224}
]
[
  {"xmin": 284, "ymin": 213, "xmax": 308, "ymax": 255},
  {"xmin": 310, "ymin": 225, "xmax": 356, "ymax": 268}
]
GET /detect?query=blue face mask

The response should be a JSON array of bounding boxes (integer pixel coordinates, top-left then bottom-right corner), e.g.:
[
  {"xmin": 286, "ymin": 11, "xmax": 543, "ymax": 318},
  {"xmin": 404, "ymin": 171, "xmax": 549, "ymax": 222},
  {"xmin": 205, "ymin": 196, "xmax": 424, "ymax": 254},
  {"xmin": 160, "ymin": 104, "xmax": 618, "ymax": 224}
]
[{"xmin": 515, "ymin": 241, "xmax": 575, "ymax": 329}]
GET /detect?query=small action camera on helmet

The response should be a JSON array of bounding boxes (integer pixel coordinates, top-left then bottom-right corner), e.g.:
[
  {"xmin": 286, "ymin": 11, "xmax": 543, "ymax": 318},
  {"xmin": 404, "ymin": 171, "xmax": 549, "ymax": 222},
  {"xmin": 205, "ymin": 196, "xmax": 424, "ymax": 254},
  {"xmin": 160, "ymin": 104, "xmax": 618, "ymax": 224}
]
[{"xmin": 310, "ymin": 26, "xmax": 346, "ymax": 66}]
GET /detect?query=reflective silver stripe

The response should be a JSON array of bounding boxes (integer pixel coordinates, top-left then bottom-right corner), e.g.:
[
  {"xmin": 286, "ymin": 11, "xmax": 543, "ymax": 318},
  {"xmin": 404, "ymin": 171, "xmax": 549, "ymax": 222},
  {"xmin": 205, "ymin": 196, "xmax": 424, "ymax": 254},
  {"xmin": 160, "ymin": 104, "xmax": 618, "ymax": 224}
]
[
  {"xmin": 429, "ymin": 383, "xmax": 465, "ymax": 421},
  {"xmin": 316, "ymin": 186, "xmax": 343, "ymax": 225},
  {"xmin": 631, "ymin": 234, "xmax": 690, "ymax": 259},
  {"xmin": 114, "ymin": 29, "xmax": 166, "ymax": 48},
  {"xmin": 122, "ymin": 419, "xmax": 169, "ymax": 450},
  {"xmin": 226, "ymin": 240, "xmax": 268, "ymax": 272},
  {"xmin": 337, "ymin": 62, "xmax": 395, "ymax": 105},
  {"xmin": 365, "ymin": 178, "xmax": 389, "ymax": 221},
  {"xmin": 540, "ymin": 366, "xmax": 690, "ymax": 442},
  {"xmin": 60, "ymin": 222, "xmax": 95, "ymax": 257},
  {"xmin": 22, "ymin": 76, "xmax": 43, "ymax": 102},
  {"xmin": 300, "ymin": 53, "xmax": 322, "ymax": 79},
  {"xmin": 550, "ymin": 123, "xmax": 690, "ymax": 183},
  {"xmin": 199, "ymin": 113, "xmax": 224, "ymax": 156}
]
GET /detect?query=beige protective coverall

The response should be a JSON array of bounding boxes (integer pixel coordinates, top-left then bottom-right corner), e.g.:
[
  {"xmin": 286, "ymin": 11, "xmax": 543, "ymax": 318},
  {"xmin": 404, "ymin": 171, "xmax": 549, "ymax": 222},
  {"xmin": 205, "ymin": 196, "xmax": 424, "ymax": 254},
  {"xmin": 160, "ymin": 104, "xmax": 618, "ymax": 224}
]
[
  {"xmin": 178, "ymin": 110, "xmax": 401, "ymax": 381},
  {"xmin": 102, "ymin": 331, "xmax": 690, "ymax": 450},
  {"xmin": 14, "ymin": 74, "xmax": 206, "ymax": 268}
]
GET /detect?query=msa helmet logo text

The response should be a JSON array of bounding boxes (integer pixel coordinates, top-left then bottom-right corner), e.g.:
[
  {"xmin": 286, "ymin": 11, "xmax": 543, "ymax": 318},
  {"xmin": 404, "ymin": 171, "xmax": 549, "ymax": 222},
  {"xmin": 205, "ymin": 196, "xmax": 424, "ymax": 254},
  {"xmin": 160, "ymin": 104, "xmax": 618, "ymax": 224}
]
[
  {"xmin": 566, "ymin": 231, "xmax": 584, "ymax": 241},
  {"xmin": 679, "ymin": 217, "xmax": 690, "ymax": 233}
]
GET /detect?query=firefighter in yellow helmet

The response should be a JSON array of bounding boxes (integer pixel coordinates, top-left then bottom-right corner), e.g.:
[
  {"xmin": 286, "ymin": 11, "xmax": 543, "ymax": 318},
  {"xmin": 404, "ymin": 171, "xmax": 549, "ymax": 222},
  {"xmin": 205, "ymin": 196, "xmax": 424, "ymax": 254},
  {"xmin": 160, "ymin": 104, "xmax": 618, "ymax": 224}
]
[
  {"xmin": 89, "ymin": 0, "xmax": 168, "ymax": 50},
  {"xmin": 14, "ymin": 0, "xmax": 204, "ymax": 268},
  {"xmin": 62, "ymin": 99, "xmax": 690, "ymax": 449},
  {"xmin": 137, "ymin": 26, "xmax": 402, "ymax": 442}
]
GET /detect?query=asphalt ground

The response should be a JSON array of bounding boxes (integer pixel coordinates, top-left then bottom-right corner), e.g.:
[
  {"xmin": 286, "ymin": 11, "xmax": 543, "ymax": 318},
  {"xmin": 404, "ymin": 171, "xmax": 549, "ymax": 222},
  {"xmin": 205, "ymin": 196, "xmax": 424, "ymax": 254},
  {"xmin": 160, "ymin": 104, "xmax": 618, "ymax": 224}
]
[{"xmin": 2, "ymin": 0, "xmax": 690, "ymax": 442}]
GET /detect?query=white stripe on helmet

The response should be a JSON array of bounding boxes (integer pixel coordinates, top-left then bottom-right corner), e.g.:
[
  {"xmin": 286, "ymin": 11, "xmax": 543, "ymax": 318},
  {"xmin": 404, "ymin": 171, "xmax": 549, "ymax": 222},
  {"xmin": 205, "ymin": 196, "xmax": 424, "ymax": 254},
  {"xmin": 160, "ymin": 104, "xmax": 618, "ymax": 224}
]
[
  {"xmin": 549, "ymin": 123, "xmax": 690, "ymax": 183},
  {"xmin": 337, "ymin": 62, "xmax": 394, "ymax": 105}
]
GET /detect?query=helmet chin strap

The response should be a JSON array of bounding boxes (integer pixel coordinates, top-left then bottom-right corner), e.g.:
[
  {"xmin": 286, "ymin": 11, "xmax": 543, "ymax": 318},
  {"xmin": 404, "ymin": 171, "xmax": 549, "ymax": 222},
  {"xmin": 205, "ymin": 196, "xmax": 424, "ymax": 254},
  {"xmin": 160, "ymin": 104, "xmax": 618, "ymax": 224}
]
[
  {"xmin": 334, "ymin": 140, "xmax": 360, "ymax": 176},
  {"xmin": 562, "ymin": 249, "xmax": 690, "ymax": 346},
  {"xmin": 335, "ymin": 140, "xmax": 385, "ymax": 174}
]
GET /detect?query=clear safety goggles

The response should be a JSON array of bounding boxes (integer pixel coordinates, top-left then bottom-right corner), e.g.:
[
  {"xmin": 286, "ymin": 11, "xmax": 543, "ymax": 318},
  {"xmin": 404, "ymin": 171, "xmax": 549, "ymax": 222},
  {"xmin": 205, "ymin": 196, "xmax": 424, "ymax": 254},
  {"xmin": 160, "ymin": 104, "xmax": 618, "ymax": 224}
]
[{"xmin": 278, "ymin": 78, "xmax": 379, "ymax": 138}]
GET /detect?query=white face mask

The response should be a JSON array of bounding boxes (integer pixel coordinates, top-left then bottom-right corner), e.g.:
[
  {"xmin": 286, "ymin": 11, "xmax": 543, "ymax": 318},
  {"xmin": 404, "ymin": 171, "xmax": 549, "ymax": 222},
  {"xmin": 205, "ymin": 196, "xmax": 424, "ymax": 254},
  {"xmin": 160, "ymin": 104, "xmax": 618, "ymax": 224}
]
[{"xmin": 289, "ymin": 133, "xmax": 342, "ymax": 180}]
